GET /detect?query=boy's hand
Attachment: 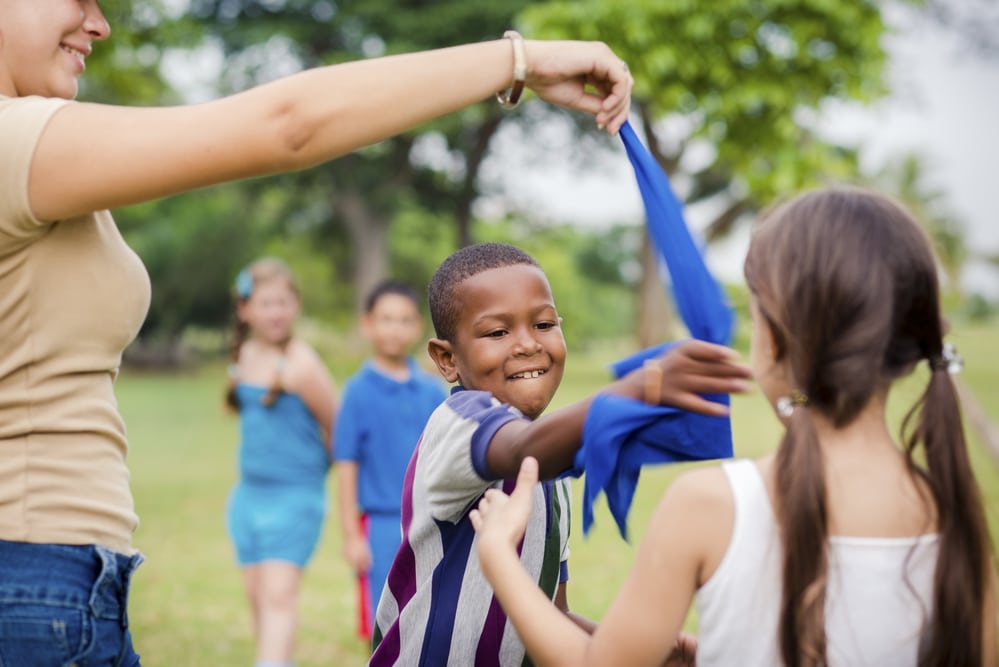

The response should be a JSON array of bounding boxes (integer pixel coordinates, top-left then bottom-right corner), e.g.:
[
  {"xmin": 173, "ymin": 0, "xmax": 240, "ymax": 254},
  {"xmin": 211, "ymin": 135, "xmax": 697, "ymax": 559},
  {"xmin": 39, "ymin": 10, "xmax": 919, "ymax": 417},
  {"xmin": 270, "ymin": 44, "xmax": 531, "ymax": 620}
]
[
  {"xmin": 470, "ymin": 457, "xmax": 538, "ymax": 551},
  {"xmin": 343, "ymin": 533, "xmax": 372, "ymax": 574},
  {"xmin": 644, "ymin": 339, "xmax": 753, "ymax": 417}
]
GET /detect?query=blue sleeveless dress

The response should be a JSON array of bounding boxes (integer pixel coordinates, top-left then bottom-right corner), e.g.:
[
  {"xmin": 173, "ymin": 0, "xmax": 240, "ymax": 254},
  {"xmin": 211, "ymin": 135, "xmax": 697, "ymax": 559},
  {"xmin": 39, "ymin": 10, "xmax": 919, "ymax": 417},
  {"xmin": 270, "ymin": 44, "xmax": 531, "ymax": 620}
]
[{"xmin": 226, "ymin": 384, "xmax": 330, "ymax": 567}]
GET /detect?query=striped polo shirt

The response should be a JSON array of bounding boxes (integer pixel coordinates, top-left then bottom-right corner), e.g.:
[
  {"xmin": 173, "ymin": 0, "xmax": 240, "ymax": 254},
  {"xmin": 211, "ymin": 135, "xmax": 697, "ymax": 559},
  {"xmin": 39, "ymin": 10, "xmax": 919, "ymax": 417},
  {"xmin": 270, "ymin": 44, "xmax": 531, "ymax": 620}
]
[{"xmin": 369, "ymin": 389, "xmax": 572, "ymax": 667}]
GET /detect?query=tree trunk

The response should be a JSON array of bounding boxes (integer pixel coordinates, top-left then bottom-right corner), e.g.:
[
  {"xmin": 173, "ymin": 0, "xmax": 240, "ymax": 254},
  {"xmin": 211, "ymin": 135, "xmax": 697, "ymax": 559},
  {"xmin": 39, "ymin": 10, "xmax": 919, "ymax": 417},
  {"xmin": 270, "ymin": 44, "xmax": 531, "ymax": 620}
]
[
  {"xmin": 636, "ymin": 105, "xmax": 679, "ymax": 348},
  {"xmin": 338, "ymin": 189, "xmax": 389, "ymax": 314},
  {"xmin": 637, "ymin": 232, "xmax": 676, "ymax": 347},
  {"xmin": 455, "ymin": 112, "xmax": 505, "ymax": 248}
]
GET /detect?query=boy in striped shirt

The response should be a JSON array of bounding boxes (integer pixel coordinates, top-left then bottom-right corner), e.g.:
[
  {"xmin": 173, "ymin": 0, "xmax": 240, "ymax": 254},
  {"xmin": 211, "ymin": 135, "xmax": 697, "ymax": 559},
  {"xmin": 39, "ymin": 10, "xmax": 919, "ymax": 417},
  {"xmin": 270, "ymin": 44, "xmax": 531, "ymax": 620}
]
[{"xmin": 369, "ymin": 243, "xmax": 750, "ymax": 666}]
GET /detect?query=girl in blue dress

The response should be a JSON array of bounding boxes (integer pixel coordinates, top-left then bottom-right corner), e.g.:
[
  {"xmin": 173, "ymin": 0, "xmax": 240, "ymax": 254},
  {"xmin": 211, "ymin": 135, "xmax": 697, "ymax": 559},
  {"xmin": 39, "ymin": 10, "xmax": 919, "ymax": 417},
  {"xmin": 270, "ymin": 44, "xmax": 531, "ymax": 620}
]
[{"xmin": 224, "ymin": 257, "xmax": 338, "ymax": 667}]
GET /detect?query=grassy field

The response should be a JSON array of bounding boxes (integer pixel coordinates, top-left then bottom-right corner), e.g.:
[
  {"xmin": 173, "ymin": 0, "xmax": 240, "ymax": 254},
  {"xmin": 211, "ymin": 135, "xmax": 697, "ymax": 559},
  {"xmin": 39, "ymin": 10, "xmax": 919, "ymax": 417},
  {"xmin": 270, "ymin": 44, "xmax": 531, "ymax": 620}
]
[{"xmin": 121, "ymin": 324, "xmax": 999, "ymax": 666}]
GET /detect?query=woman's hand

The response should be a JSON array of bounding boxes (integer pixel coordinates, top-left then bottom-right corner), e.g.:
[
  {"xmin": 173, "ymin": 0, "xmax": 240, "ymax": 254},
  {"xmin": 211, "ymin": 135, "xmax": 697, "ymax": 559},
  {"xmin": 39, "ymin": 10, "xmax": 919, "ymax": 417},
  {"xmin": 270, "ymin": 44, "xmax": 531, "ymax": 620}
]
[
  {"xmin": 524, "ymin": 40, "xmax": 633, "ymax": 135},
  {"xmin": 470, "ymin": 456, "xmax": 539, "ymax": 554}
]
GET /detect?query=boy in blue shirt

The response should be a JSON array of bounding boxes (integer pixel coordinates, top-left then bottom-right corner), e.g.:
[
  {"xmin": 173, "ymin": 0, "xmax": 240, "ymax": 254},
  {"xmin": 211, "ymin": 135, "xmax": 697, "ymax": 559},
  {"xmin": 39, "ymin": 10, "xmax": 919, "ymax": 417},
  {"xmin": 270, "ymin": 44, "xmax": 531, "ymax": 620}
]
[{"xmin": 334, "ymin": 280, "xmax": 446, "ymax": 640}]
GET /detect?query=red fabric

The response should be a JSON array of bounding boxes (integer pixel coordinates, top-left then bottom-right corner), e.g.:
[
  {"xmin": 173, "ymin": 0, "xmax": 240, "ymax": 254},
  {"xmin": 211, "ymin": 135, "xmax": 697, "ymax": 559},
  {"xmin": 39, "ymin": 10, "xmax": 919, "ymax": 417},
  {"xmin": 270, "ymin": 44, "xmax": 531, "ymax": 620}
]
[{"xmin": 357, "ymin": 513, "xmax": 372, "ymax": 641}]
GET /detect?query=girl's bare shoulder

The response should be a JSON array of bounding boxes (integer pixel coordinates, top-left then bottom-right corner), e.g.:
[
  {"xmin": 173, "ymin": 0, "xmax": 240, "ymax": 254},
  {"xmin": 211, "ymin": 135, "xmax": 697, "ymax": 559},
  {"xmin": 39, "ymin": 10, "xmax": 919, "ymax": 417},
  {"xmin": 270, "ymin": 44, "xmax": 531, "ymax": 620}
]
[{"xmin": 282, "ymin": 339, "xmax": 333, "ymax": 388}]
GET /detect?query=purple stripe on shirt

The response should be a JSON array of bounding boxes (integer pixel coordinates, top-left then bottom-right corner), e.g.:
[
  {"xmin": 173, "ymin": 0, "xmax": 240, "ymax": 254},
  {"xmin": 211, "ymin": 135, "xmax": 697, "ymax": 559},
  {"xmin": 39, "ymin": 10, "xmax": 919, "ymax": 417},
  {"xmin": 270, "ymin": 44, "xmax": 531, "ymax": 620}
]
[
  {"xmin": 369, "ymin": 437, "xmax": 423, "ymax": 666},
  {"xmin": 473, "ymin": 478, "xmax": 520, "ymax": 666}
]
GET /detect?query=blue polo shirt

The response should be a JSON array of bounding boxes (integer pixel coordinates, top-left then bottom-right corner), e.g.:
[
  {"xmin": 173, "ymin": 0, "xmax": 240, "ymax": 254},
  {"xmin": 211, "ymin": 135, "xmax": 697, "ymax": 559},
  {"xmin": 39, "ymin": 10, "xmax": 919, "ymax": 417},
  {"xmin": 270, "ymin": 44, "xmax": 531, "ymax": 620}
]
[{"xmin": 334, "ymin": 358, "xmax": 446, "ymax": 514}]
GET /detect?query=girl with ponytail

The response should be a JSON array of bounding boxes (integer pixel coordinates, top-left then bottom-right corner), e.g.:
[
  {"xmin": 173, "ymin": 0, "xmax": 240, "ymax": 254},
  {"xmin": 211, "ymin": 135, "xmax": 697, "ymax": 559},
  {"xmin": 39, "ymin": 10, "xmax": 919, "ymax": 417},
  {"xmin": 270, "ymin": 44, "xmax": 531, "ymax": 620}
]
[
  {"xmin": 224, "ymin": 257, "xmax": 338, "ymax": 667},
  {"xmin": 470, "ymin": 186, "xmax": 996, "ymax": 666}
]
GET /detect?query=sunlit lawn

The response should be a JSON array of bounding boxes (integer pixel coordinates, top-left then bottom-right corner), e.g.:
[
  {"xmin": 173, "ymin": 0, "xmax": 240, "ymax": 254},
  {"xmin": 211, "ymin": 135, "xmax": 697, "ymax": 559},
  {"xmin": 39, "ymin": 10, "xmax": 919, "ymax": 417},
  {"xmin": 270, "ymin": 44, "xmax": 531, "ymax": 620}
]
[{"xmin": 122, "ymin": 323, "xmax": 999, "ymax": 666}]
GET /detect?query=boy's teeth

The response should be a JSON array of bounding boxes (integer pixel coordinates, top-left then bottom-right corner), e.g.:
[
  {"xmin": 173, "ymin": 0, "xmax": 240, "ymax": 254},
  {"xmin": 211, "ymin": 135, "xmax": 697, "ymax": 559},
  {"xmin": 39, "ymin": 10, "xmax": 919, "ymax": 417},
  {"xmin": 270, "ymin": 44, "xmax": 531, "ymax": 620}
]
[{"xmin": 514, "ymin": 370, "xmax": 544, "ymax": 379}]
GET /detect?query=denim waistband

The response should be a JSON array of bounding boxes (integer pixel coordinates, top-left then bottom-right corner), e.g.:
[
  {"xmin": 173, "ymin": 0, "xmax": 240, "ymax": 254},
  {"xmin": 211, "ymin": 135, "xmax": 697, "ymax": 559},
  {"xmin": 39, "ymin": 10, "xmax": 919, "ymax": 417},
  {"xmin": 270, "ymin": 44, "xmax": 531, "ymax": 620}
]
[{"xmin": 0, "ymin": 539, "xmax": 144, "ymax": 623}]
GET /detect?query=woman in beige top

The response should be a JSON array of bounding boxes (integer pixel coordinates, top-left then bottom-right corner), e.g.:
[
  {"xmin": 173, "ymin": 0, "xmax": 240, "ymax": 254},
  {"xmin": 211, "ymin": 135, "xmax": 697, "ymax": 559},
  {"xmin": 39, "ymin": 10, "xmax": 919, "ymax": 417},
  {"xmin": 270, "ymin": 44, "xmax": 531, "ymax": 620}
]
[{"xmin": 0, "ymin": 1, "xmax": 633, "ymax": 664}]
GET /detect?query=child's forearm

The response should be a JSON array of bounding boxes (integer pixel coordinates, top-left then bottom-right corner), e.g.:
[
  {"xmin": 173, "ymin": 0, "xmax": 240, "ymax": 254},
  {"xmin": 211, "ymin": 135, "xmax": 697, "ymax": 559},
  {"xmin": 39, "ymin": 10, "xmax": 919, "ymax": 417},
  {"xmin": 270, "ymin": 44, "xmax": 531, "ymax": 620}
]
[
  {"xmin": 485, "ymin": 340, "xmax": 751, "ymax": 480},
  {"xmin": 480, "ymin": 538, "xmax": 589, "ymax": 666},
  {"xmin": 485, "ymin": 377, "xmax": 640, "ymax": 479},
  {"xmin": 566, "ymin": 610, "xmax": 598, "ymax": 635},
  {"xmin": 336, "ymin": 463, "xmax": 362, "ymax": 538}
]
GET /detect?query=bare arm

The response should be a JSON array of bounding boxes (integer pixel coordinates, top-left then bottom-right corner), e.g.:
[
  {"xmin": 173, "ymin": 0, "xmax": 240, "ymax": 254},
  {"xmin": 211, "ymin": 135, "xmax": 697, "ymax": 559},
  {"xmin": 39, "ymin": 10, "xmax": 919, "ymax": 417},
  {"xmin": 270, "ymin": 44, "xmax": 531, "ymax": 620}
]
[
  {"xmin": 30, "ymin": 39, "xmax": 632, "ymax": 221},
  {"xmin": 485, "ymin": 339, "xmax": 752, "ymax": 479},
  {"xmin": 337, "ymin": 461, "xmax": 372, "ymax": 574},
  {"xmin": 555, "ymin": 583, "xmax": 599, "ymax": 635},
  {"xmin": 286, "ymin": 342, "xmax": 338, "ymax": 452},
  {"xmin": 471, "ymin": 458, "xmax": 727, "ymax": 667}
]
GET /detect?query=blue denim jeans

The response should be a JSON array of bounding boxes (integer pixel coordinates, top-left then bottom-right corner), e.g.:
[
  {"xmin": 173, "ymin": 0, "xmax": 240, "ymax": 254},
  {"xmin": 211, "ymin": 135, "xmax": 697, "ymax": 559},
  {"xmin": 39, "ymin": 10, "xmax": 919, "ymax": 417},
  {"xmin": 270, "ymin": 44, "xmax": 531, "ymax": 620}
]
[{"xmin": 0, "ymin": 540, "xmax": 143, "ymax": 666}]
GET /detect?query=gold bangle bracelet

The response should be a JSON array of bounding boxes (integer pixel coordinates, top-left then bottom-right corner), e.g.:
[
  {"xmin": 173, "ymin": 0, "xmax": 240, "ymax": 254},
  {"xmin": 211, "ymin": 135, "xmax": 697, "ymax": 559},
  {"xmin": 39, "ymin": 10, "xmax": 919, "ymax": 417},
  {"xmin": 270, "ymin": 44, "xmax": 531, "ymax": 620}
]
[{"xmin": 496, "ymin": 30, "xmax": 526, "ymax": 109}]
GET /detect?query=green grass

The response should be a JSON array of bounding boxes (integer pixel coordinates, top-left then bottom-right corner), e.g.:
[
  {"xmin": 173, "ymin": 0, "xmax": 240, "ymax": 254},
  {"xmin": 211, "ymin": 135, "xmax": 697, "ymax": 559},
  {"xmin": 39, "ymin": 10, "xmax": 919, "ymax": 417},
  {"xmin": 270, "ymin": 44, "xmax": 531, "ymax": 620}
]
[{"xmin": 120, "ymin": 325, "xmax": 999, "ymax": 666}]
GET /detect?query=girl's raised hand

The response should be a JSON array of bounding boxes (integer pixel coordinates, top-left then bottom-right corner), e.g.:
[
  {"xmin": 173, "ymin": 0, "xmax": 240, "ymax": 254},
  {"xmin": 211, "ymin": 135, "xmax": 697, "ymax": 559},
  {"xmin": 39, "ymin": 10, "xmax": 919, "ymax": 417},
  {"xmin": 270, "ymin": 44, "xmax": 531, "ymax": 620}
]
[{"xmin": 470, "ymin": 456, "xmax": 539, "ymax": 551}]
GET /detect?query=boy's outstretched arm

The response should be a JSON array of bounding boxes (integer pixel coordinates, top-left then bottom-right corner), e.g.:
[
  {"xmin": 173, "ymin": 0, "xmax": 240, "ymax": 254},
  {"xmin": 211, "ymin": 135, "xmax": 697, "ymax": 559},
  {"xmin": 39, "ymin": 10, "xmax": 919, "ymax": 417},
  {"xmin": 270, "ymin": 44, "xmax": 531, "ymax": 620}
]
[{"xmin": 485, "ymin": 340, "xmax": 752, "ymax": 480}]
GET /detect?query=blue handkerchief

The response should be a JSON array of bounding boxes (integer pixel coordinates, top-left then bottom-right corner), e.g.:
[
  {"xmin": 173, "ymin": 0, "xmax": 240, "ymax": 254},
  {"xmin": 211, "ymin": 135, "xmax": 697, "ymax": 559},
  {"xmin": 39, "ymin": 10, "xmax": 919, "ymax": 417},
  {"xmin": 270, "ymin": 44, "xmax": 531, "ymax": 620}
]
[{"xmin": 567, "ymin": 121, "xmax": 735, "ymax": 540}]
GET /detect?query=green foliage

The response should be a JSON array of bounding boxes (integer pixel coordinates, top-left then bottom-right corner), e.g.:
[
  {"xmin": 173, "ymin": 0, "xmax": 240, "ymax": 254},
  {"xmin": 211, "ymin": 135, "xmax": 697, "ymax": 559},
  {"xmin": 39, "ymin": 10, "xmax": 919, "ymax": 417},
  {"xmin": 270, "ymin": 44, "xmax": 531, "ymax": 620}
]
[
  {"xmin": 84, "ymin": 1, "xmax": 196, "ymax": 104},
  {"xmin": 522, "ymin": 0, "xmax": 885, "ymax": 208},
  {"xmin": 116, "ymin": 184, "xmax": 269, "ymax": 341}
]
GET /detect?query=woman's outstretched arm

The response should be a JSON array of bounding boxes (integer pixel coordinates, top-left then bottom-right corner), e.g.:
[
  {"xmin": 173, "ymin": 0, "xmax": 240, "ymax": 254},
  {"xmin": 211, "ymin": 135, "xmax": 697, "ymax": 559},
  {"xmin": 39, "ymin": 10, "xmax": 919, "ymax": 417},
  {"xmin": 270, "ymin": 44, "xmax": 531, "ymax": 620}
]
[{"xmin": 30, "ymin": 38, "xmax": 632, "ymax": 221}]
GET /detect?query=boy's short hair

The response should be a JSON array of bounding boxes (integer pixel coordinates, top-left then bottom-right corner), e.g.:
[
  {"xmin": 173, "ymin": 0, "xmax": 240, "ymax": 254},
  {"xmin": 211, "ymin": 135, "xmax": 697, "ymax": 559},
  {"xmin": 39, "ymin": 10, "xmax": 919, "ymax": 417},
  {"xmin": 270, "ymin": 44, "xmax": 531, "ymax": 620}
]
[
  {"xmin": 428, "ymin": 242, "xmax": 540, "ymax": 341},
  {"xmin": 365, "ymin": 279, "xmax": 421, "ymax": 314}
]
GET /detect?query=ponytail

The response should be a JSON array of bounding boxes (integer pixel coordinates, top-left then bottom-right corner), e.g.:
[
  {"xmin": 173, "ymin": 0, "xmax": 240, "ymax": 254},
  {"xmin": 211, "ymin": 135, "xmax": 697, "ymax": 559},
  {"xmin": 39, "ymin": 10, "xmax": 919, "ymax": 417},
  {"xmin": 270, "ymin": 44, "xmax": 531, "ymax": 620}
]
[
  {"xmin": 224, "ymin": 317, "xmax": 249, "ymax": 412},
  {"xmin": 903, "ymin": 366, "xmax": 989, "ymax": 667},
  {"xmin": 775, "ymin": 408, "xmax": 829, "ymax": 667}
]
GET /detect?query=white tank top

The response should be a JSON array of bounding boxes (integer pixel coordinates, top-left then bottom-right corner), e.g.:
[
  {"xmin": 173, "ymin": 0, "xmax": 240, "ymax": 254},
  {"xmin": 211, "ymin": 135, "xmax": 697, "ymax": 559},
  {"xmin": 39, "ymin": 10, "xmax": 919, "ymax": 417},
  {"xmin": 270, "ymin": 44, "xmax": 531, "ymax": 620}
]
[{"xmin": 695, "ymin": 459, "xmax": 938, "ymax": 666}]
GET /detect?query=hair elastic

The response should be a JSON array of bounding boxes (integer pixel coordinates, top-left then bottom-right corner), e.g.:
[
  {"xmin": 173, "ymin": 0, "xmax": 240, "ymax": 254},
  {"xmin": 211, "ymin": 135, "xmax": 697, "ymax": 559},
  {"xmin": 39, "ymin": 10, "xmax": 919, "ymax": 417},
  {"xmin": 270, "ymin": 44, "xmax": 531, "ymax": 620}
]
[
  {"xmin": 776, "ymin": 389, "xmax": 808, "ymax": 418},
  {"xmin": 929, "ymin": 341, "xmax": 963, "ymax": 374}
]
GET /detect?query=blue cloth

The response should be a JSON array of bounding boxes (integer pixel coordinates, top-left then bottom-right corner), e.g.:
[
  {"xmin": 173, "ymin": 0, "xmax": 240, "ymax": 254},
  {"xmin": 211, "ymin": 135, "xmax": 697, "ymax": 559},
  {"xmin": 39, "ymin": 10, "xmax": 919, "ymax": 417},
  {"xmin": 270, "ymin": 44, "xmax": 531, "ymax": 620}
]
[
  {"xmin": 0, "ymin": 539, "xmax": 143, "ymax": 666},
  {"xmin": 334, "ymin": 358, "xmax": 446, "ymax": 514},
  {"xmin": 569, "ymin": 121, "xmax": 735, "ymax": 540}
]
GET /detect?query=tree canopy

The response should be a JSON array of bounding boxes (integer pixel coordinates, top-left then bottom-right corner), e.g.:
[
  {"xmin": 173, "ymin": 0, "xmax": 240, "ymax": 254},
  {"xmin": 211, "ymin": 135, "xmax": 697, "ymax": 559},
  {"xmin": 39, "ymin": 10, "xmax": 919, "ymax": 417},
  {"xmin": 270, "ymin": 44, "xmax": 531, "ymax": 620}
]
[{"xmin": 85, "ymin": 1, "xmax": 941, "ymax": 358}]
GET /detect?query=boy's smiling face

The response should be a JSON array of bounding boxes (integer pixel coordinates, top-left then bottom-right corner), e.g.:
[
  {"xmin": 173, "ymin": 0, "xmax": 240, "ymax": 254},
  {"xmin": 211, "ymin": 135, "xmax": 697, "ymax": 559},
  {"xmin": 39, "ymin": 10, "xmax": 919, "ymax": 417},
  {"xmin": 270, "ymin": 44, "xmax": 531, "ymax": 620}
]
[{"xmin": 428, "ymin": 263, "xmax": 566, "ymax": 420}]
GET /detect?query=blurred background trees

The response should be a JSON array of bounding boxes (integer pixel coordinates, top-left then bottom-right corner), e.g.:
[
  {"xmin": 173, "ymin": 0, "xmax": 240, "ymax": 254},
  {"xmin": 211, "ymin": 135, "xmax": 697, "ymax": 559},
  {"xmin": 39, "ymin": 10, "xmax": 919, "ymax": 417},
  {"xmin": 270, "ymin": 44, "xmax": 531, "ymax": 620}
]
[{"xmin": 80, "ymin": 0, "xmax": 994, "ymax": 365}]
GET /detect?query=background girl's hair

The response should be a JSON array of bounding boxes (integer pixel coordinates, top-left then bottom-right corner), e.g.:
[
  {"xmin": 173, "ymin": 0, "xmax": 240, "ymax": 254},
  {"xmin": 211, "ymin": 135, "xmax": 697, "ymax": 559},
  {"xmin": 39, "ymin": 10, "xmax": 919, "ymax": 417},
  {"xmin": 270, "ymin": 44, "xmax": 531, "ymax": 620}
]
[
  {"xmin": 225, "ymin": 258, "xmax": 300, "ymax": 412},
  {"xmin": 743, "ymin": 186, "xmax": 991, "ymax": 666}
]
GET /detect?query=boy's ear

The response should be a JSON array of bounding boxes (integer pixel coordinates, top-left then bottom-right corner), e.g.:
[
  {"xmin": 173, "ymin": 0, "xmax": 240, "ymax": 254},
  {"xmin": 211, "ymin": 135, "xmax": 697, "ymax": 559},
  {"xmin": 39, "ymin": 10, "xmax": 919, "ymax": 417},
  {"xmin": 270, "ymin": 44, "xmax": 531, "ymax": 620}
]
[
  {"xmin": 358, "ymin": 312, "xmax": 373, "ymax": 339},
  {"xmin": 427, "ymin": 338, "xmax": 459, "ymax": 383}
]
